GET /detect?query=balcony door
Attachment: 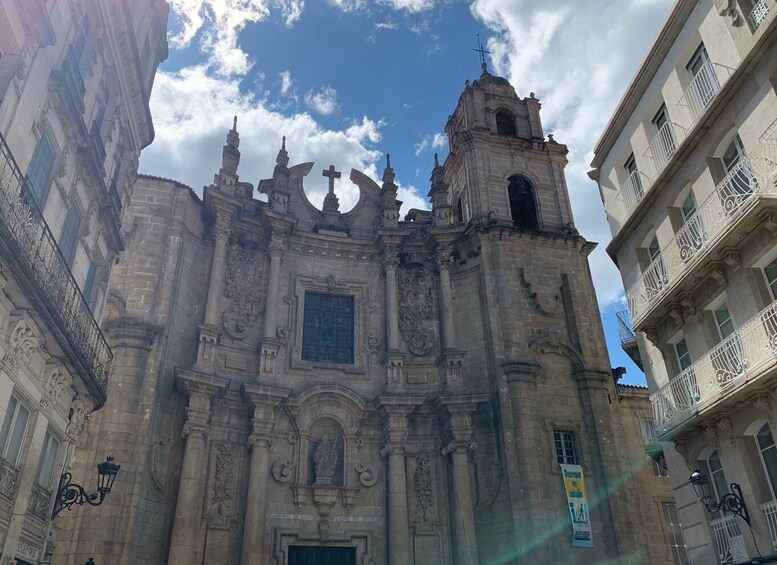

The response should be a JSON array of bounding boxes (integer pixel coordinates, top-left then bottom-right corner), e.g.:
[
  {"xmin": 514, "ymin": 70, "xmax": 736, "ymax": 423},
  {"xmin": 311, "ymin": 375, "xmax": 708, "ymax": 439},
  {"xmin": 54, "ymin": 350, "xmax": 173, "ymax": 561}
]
[
  {"xmin": 645, "ymin": 236, "xmax": 667, "ymax": 298},
  {"xmin": 686, "ymin": 44, "xmax": 719, "ymax": 114},
  {"xmin": 652, "ymin": 105, "xmax": 677, "ymax": 165},
  {"xmin": 711, "ymin": 302, "xmax": 745, "ymax": 386},
  {"xmin": 721, "ymin": 136, "xmax": 757, "ymax": 209},
  {"xmin": 678, "ymin": 193, "xmax": 704, "ymax": 262}
]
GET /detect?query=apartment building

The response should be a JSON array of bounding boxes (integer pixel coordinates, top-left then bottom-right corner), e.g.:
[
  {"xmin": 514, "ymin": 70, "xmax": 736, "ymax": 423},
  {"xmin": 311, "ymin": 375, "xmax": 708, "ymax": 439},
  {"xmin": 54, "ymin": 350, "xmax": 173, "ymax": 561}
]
[
  {"xmin": 0, "ymin": 1, "xmax": 167, "ymax": 563},
  {"xmin": 590, "ymin": 0, "xmax": 777, "ymax": 562}
]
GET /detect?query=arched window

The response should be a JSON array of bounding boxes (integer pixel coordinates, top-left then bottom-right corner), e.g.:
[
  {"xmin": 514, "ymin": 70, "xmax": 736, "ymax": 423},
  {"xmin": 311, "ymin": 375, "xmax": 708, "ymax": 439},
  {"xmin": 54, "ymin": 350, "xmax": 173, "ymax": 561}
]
[
  {"xmin": 507, "ymin": 175, "xmax": 539, "ymax": 230},
  {"xmin": 756, "ymin": 423, "xmax": 777, "ymax": 499},
  {"xmin": 496, "ymin": 111, "xmax": 517, "ymax": 137}
]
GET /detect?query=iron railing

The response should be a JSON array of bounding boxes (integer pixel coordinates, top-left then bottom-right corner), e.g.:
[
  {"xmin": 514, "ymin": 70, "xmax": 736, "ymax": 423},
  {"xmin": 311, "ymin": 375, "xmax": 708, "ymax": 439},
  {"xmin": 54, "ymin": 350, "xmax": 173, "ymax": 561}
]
[
  {"xmin": 759, "ymin": 117, "xmax": 777, "ymax": 175},
  {"xmin": 0, "ymin": 458, "xmax": 18, "ymax": 500},
  {"xmin": 762, "ymin": 500, "xmax": 777, "ymax": 551},
  {"xmin": 643, "ymin": 121, "xmax": 678, "ymax": 178},
  {"xmin": 0, "ymin": 133, "xmax": 111, "ymax": 396},
  {"xmin": 710, "ymin": 514, "xmax": 747, "ymax": 564},
  {"xmin": 676, "ymin": 62, "xmax": 722, "ymax": 130},
  {"xmin": 637, "ymin": 411, "xmax": 661, "ymax": 453},
  {"xmin": 622, "ymin": 169, "xmax": 649, "ymax": 216},
  {"xmin": 627, "ymin": 157, "xmax": 767, "ymax": 325},
  {"xmin": 651, "ymin": 301, "xmax": 777, "ymax": 434},
  {"xmin": 616, "ymin": 310, "xmax": 637, "ymax": 346},
  {"xmin": 750, "ymin": 0, "xmax": 770, "ymax": 28},
  {"xmin": 27, "ymin": 482, "xmax": 51, "ymax": 521}
]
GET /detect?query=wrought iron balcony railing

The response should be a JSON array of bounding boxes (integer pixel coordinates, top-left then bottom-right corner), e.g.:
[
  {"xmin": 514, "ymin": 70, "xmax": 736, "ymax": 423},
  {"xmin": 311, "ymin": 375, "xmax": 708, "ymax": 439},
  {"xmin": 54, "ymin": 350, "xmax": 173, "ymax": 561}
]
[
  {"xmin": 759, "ymin": 117, "xmax": 777, "ymax": 175},
  {"xmin": 750, "ymin": 0, "xmax": 770, "ymax": 28},
  {"xmin": 651, "ymin": 301, "xmax": 777, "ymax": 435},
  {"xmin": 676, "ymin": 62, "xmax": 724, "ymax": 131},
  {"xmin": 0, "ymin": 133, "xmax": 110, "ymax": 399},
  {"xmin": 616, "ymin": 310, "xmax": 637, "ymax": 346},
  {"xmin": 626, "ymin": 157, "xmax": 769, "ymax": 325},
  {"xmin": 761, "ymin": 500, "xmax": 777, "ymax": 551},
  {"xmin": 637, "ymin": 411, "xmax": 661, "ymax": 454},
  {"xmin": 621, "ymin": 169, "xmax": 649, "ymax": 216},
  {"xmin": 643, "ymin": 121, "xmax": 678, "ymax": 178},
  {"xmin": 710, "ymin": 514, "xmax": 747, "ymax": 564},
  {"xmin": 27, "ymin": 482, "xmax": 52, "ymax": 521}
]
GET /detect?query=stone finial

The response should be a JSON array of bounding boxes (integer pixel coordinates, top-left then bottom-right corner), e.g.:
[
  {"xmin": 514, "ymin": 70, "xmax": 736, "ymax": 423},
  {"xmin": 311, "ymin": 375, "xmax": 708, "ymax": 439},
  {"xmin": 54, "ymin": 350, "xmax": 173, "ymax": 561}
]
[
  {"xmin": 382, "ymin": 154, "xmax": 395, "ymax": 185},
  {"xmin": 276, "ymin": 136, "xmax": 289, "ymax": 168},
  {"xmin": 434, "ymin": 152, "xmax": 439, "ymax": 168},
  {"xmin": 232, "ymin": 115, "xmax": 237, "ymax": 131}
]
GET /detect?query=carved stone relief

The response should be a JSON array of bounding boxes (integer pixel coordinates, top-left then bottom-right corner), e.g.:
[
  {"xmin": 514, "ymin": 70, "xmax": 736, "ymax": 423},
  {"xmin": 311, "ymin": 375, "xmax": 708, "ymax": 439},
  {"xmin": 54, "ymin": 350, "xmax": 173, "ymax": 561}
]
[
  {"xmin": 212, "ymin": 441, "xmax": 236, "ymax": 516},
  {"xmin": 3, "ymin": 314, "xmax": 43, "ymax": 370},
  {"xmin": 414, "ymin": 453, "xmax": 435, "ymax": 522},
  {"xmin": 40, "ymin": 363, "xmax": 72, "ymax": 409},
  {"xmin": 222, "ymin": 243, "xmax": 266, "ymax": 339},
  {"xmin": 67, "ymin": 398, "xmax": 92, "ymax": 442},
  {"xmin": 272, "ymin": 459, "xmax": 294, "ymax": 483},
  {"xmin": 355, "ymin": 463, "xmax": 378, "ymax": 487},
  {"xmin": 398, "ymin": 264, "xmax": 435, "ymax": 356}
]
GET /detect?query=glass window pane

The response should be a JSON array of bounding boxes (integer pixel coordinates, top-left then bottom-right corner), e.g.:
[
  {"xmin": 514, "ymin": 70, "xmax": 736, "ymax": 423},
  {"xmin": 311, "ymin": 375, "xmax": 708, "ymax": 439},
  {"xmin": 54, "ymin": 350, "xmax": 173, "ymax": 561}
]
[
  {"xmin": 25, "ymin": 132, "xmax": 55, "ymax": 205},
  {"xmin": 676, "ymin": 339, "xmax": 692, "ymax": 371},
  {"xmin": 0, "ymin": 396, "xmax": 18, "ymax": 457},
  {"xmin": 6, "ymin": 402, "xmax": 29, "ymax": 465},
  {"xmin": 765, "ymin": 258, "xmax": 777, "ymax": 300},
  {"xmin": 715, "ymin": 304, "xmax": 735, "ymax": 339},
  {"xmin": 302, "ymin": 292, "xmax": 354, "ymax": 364},
  {"xmin": 36, "ymin": 432, "xmax": 59, "ymax": 487},
  {"xmin": 681, "ymin": 194, "xmax": 697, "ymax": 221}
]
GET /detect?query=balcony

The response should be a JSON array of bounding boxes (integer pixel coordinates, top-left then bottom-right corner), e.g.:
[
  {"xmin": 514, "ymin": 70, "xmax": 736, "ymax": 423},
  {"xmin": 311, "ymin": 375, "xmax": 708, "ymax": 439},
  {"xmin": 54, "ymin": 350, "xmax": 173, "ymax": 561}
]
[
  {"xmin": 637, "ymin": 411, "xmax": 661, "ymax": 456},
  {"xmin": 676, "ymin": 62, "xmax": 723, "ymax": 132},
  {"xmin": 0, "ymin": 133, "xmax": 110, "ymax": 403},
  {"xmin": 616, "ymin": 309, "xmax": 642, "ymax": 370},
  {"xmin": 643, "ymin": 121, "xmax": 678, "ymax": 179},
  {"xmin": 710, "ymin": 514, "xmax": 747, "ymax": 564},
  {"xmin": 759, "ymin": 117, "xmax": 777, "ymax": 175},
  {"xmin": 621, "ymin": 169, "xmax": 650, "ymax": 216},
  {"xmin": 651, "ymin": 301, "xmax": 777, "ymax": 435},
  {"xmin": 50, "ymin": 48, "xmax": 86, "ymax": 132},
  {"xmin": 750, "ymin": 0, "xmax": 770, "ymax": 29},
  {"xmin": 762, "ymin": 500, "xmax": 777, "ymax": 551},
  {"xmin": 626, "ymin": 157, "xmax": 769, "ymax": 326},
  {"xmin": 27, "ymin": 483, "xmax": 51, "ymax": 521}
]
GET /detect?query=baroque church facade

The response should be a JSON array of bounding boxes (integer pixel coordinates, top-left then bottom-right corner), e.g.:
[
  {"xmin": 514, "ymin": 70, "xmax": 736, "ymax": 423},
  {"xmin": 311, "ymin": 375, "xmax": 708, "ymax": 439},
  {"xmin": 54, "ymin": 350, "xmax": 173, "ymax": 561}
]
[{"xmin": 56, "ymin": 66, "xmax": 676, "ymax": 564}]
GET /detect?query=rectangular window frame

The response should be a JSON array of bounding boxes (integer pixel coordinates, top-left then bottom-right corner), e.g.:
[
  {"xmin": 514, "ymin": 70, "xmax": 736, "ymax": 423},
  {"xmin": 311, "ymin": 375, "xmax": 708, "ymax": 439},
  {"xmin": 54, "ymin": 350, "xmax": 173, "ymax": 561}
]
[
  {"xmin": 35, "ymin": 429, "xmax": 61, "ymax": 489},
  {"xmin": 553, "ymin": 429, "xmax": 579, "ymax": 466},
  {"xmin": 0, "ymin": 395, "xmax": 31, "ymax": 467},
  {"xmin": 25, "ymin": 130, "xmax": 56, "ymax": 207},
  {"xmin": 58, "ymin": 201, "xmax": 83, "ymax": 264},
  {"xmin": 302, "ymin": 291, "xmax": 355, "ymax": 365}
]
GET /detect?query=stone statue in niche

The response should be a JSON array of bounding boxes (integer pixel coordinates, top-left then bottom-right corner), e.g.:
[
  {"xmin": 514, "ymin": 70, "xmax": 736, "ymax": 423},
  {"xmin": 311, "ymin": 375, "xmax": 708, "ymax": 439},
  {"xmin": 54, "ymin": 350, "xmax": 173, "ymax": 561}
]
[
  {"xmin": 313, "ymin": 434, "xmax": 338, "ymax": 486},
  {"xmin": 222, "ymin": 243, "xmax": 265, "ymax": 339},
  {"xmin": 398, "ymin": 264, "xmax": 435, "ymax": 356},
  {"xmin": 309, "ymin": 418, "xmax": 344, "ymax": 487}
]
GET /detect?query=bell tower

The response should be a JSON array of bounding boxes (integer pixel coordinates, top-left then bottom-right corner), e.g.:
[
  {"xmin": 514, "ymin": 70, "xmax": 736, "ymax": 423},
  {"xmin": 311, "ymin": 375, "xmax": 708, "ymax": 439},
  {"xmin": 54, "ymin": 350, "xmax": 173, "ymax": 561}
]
[{"xmin": 443, "ymin": 63, "xmax": 577, "ymax": 234}]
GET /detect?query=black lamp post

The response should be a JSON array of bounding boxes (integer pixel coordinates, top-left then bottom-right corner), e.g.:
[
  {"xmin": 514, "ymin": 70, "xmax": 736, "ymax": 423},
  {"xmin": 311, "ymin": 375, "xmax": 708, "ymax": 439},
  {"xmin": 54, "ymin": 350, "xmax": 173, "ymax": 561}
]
[
  {"xmin": 52, "ymin": 455, "xmax": 120, "ymax": 518},
  {"xmin": 689, "ymin": 468, "xmax": 762, "ymax": 558}
]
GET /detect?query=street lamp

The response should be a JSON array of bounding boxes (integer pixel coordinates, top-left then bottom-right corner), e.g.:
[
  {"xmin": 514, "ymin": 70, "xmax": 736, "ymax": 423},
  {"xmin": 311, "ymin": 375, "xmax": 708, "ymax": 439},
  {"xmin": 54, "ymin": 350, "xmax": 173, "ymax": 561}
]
[
  {"xmin": 688, "ymin": 468, "xmax": 751, "ymax": 526},
  {"xmin": 689, "ymin": 468, "xmax": 762, "ymax": 558},
  {"xmin": 52, "ymin": 456, "xmax": 120, "ymax": 518}
]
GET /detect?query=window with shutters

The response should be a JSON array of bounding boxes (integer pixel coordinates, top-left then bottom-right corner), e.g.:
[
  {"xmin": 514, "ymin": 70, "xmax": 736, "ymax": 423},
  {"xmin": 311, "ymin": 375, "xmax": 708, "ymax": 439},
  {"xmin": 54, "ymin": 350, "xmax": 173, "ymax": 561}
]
[
  {"xmin": 25, "ymin": 131, "xmax": 56, "ymax": 206},
  {"xmin": 59, "ymin": 203, "xmax": 82, "ymax": 263}
]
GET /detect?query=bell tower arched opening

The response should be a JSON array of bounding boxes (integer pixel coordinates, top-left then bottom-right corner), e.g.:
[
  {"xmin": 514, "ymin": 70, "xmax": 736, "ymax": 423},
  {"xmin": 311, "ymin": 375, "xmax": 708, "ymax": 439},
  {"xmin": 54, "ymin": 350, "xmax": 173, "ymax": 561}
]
[
  {"xmin": 496, "ymin": 111, "xmax": 517, "ymax": 137},
  {"xmin": 508, "ymin": 175, "xmax": 539, "ymax": 230}
]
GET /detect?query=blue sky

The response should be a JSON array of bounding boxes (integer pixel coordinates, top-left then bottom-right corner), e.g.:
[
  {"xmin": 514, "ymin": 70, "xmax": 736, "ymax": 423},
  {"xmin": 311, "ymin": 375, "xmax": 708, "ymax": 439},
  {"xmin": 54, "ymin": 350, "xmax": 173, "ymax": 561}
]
[{"xmin": 139, "ymin": 0, "xmax": 676, "ymax": 385}]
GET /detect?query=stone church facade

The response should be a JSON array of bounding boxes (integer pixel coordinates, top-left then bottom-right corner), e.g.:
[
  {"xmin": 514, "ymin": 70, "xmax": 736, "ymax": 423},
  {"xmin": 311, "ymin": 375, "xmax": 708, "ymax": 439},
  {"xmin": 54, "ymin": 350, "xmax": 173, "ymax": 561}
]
[{"xmin": 57, "ymin": 67, "xmax": 676, "ymax": 564}]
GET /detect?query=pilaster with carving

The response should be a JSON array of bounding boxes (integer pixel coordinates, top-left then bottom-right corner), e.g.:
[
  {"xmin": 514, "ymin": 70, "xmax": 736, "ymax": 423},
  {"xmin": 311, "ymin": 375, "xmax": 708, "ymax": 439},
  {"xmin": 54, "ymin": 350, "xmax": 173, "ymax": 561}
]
[
  {"xmin": 241, "ymin": 384, "xmax": 291, "ymax": 565},
  {"xmin": 260, "ymin": 230, "xmax": 286, "ymax": 377},
  {"xmin": 168, "ymin": 371, "xmax": 229, "ymax": 565}
]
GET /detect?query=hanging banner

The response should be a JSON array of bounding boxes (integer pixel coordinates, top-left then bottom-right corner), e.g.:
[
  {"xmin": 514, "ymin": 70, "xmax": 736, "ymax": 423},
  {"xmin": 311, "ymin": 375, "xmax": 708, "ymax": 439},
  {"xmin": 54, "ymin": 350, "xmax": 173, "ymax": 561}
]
[{"xmin": 560, "ymin": 464, "xmax": 594, "ymax": 548}]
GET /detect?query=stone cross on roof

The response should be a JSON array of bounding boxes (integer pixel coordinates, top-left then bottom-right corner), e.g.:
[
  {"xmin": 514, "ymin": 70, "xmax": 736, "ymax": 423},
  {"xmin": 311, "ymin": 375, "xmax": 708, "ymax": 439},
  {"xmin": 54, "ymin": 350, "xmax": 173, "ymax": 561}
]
[
  {"xmin": 323, "ymin": 165, "xmax": 341, "ymax": 195},
  {"xmin": 322, "ymin": 165, "xmax": 341, "ymax": 213}
]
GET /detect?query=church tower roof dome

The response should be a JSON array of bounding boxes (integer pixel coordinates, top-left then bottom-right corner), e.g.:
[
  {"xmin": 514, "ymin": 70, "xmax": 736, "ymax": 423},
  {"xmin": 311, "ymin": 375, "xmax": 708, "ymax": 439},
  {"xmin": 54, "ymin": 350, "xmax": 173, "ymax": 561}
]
[{"xmin": 471, "ymin": 62, "xmax": 511, "ymax": 88}]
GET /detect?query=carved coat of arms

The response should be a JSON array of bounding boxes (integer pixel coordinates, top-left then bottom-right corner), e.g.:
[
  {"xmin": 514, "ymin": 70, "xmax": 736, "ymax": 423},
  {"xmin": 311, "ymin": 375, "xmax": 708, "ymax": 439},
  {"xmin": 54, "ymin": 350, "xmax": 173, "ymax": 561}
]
[{"xmin": 222, "ymin": 244, "xmax": 266, "ymax": 339}]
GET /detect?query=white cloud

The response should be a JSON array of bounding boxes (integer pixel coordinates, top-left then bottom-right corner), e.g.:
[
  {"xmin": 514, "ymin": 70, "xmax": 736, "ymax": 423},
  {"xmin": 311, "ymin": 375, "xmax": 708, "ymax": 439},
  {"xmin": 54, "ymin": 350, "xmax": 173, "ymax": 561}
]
[
  {"xmin": 379, "ymin": 0, "xmax": 436, "ymax": 12},
  {"xmin": 167, "ymin": 0, "xmax": 303, "ymax": 75},
  {"xmin": 305, "ymin": 86, "xmax": 339, "ymax": 115},
  {"xmin": 141, "ymin": 66, "xmax": 386, "ymax": 213},
  {"xmin": 279, "ymin": 70, "xmax": 293, "ymax": 95},
  {"xmin": 414, "ymin": 137, "xmax": 429, "ymax": 156},
  {"xmin": 470, "ymin": 0, "xmax": 673, "ymax": 307},
  {"xmin": 431, "ymin": 133, "xmax": 446, "ymax": 150}
]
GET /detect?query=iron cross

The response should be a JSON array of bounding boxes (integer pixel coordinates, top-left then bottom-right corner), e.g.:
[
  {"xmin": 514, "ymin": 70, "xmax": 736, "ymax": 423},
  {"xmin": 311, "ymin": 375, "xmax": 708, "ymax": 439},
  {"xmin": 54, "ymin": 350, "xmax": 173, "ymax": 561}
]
[
  {"xmin": 473, "ymin": 32, "xmax": 491, "ymax": 66},
  {"xmin": 322, "ymin": 165, "xmax": 341, "ymax": 195}
]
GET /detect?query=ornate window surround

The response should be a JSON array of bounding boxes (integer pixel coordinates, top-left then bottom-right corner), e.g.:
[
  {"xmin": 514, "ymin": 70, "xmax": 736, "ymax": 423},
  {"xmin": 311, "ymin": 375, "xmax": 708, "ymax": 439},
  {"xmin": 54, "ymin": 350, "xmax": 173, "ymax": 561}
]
[{"xmin": 289, "ymin": 274, "xmax": 368, "ymax": 374}]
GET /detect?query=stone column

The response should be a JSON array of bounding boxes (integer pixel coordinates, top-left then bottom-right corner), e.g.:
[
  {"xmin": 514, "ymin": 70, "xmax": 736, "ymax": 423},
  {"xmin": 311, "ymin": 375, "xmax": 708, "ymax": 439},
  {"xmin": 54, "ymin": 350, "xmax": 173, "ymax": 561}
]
[
  {"xmin": 168, "ymin": 372, "xmax": 229, "ymax": 565},
  {"xmin": 204, "ymin": 214, "xmax": 231, "ymax": 327},
  {"xmin": 436, "ymin": 249, "xmax": 456, "ymax": 350},
  {"xmin": 383, "ymin": 251, "xmax": 400, "ymax": 351},
  {"xmin": 376, "ymin": 397, "xmax": 423, "ymax": 565},
  {"xmin": 262, "ymin": 233, "xmax": 284, "ymax": 340},
  {"xmin": 435, "ymin": 395, "xmax": 489, "ymax": 565},
  {"xmin": 241, "ymin": 384, "xmax": 291, "ymax": 565}
]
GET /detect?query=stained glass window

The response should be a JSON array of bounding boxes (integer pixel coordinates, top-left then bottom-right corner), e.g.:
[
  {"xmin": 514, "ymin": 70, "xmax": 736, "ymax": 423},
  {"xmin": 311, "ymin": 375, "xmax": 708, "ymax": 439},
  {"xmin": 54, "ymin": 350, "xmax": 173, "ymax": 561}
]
[{"xmin": 302, "ymin": 291, "xmax": 354, "ymax": 364}]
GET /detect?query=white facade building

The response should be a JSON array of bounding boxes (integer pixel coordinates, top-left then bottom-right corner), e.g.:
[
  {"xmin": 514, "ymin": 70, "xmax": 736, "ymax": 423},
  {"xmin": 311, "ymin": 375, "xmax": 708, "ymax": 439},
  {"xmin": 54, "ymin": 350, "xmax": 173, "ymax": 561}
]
[
  {"xmin": 590, "ymin": 0, "xmax": 777, "ymax": 562},
  {"xmin": 0, "ymin": 0, "xmax": 167, "ymax": 563}
]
